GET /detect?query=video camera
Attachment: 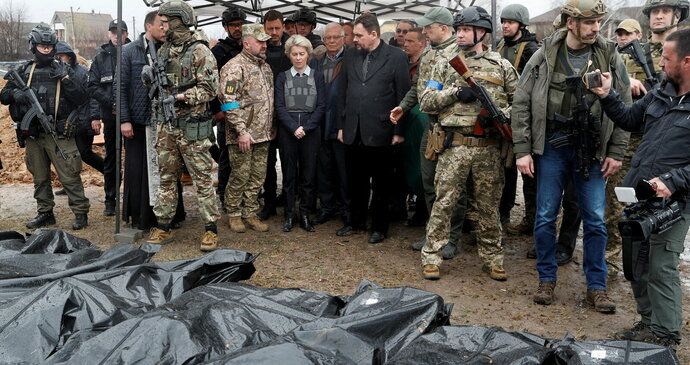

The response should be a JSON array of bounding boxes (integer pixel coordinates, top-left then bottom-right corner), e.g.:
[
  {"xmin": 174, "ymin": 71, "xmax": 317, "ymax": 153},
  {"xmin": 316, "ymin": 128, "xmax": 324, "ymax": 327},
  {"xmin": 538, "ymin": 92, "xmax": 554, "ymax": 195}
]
[{"xmin": 615, "ymin": 179, "xmax": 683, "ymax": 281}]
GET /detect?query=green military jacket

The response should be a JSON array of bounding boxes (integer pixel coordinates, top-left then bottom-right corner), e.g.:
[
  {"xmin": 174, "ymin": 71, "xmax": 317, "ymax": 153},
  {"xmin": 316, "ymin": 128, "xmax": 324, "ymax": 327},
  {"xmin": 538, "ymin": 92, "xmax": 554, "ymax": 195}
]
[{"xmin": 511, "ymin": 29, "xmax": 631, "ymax": 160}]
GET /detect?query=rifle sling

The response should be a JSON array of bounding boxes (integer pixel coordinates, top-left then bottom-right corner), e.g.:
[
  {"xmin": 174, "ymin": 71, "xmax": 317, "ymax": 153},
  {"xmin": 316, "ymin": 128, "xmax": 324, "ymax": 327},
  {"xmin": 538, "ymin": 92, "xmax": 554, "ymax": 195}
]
[
  {"xmin": 513, "ymin": 42, "xmax": 527, "ymax": 71},
  {"xmin": 473, "ymin": 74, "xmax": 503, "ymax": 87},
  {"xmin": 26, "ymin": 63, "xmax": 61, "ymax": 121}
]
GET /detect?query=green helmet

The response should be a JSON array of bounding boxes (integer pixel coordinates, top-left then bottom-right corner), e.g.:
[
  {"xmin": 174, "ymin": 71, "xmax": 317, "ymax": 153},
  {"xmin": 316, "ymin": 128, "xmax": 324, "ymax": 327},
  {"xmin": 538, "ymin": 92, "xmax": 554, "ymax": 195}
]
[
  {"xmin": 453, "ymin": 6, "xmax": 493, "ymax": 33},
  {"xmin": 158, "ymin": 0, "xmax": 196, "ymax": 27},
  {"xmin": 294, "ymin": 9, "xmax": 317, "ymax": 25},
  {"xmin": 561, "ymin": 0, "xmax": 607, "ymax": 19},
  {"xmin": 642, "ymin": 0, "xmax": 689, "ymax": 22},
  {"xmin": 28, "ymin": 23, "xmax": 57, "ymax": 47},
  {"xmin": 501, "ymin": 4, "xmax": 530, "ymax": 26}
]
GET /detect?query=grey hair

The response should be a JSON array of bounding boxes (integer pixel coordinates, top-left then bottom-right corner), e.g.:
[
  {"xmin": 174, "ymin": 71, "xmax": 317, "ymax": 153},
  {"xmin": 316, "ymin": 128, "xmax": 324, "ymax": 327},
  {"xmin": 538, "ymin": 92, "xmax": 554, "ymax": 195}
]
[
  {"xmin": 324, "ymin": 22, "xmax": 344, "ymax": 36},
  {"xmin": 284, "ymin": 34, "xmax": 313, "ymax": 56}
]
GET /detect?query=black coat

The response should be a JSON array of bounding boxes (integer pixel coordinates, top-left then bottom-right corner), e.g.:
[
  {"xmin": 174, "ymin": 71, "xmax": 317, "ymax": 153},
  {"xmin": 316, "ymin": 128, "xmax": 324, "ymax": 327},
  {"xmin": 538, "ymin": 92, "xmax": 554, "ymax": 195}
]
[
  {"xmin": 119, "ymin": 33, "xmax": 154, "ymax": 126},
  {"xmin": 337, "ymin": 41, "xmax": 410, "ymax": 147},
  {"xmin": 88, "ymin": 40, "xmax": 130, "ymax": 121},
  {"xmin": 601, "ymin": 82, "xmax": 690, "ymax": 211}
]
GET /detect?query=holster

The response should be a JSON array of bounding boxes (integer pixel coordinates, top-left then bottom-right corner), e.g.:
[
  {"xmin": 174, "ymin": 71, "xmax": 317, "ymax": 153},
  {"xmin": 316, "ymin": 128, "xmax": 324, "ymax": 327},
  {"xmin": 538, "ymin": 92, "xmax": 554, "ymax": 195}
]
[{"xmin": 424, "ymin": 123, "xmax": 446, "ymax": 161}]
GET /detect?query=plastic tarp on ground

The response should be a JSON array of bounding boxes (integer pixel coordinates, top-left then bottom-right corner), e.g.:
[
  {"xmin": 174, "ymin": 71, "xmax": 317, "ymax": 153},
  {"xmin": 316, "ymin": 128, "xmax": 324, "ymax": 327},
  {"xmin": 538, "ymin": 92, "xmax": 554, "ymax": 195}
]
[{"xmin": 0, "ymin": 230, "xmax": 679, "ymax": 364}]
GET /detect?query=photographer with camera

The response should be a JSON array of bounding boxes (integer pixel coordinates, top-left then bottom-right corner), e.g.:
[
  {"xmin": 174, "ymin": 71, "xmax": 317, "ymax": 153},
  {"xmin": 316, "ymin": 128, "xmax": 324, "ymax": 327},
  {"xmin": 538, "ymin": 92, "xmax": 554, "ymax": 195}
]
[{"xmin": 590, "ymin": 27, "xmax": 690, "ymax": 350}]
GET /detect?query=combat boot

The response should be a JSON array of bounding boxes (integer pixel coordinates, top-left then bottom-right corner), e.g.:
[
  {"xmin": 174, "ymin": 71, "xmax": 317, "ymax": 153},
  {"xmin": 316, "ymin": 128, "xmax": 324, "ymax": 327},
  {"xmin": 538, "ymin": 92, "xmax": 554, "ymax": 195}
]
[
  {"xmin": 26, "ymin": 211, "xmax": 56, "ymax": 229},
  {"xmin": 245, "ymin": 216, "xmax": 269, "ymax": 232},
  {"xmin": 229, "ymin": 216, "xmax": 246, "ymax": 233},
  {"xmin": 410, "ymin": 237, "xmax": 426, "ymax": 251},
  {"xmin": 72, "ymin": 214, "xmax": 88, "ymax": 230},
  {"xmin": 533, "ymin": 281, "xmax": 556, "ymax": 305},
  {"xmin": 200, "ymin": 232, "xmax": 218, "ymax": 252},
  {"xmin": 146, "ymin": 226, "xmax": 174, "ymax": 245},
  {"xmin": 483, "ymin": 262, "xmax": 507, "ymax": 281},
  {"xmin": 506, "ymin": 217, "xmax": 533, "ymax": 236},
  {"xmin": 586, "ymin": 289, "xmax": 616, "ymax": 313},
  {"xmin": 614, "ymin": 321, "xmax": 653, "ymax": 341},
  {"xmin": 422, "ymin": 264, "xmax": 440, "ymax": 280},
  {"xmin": 441, "ymin": 242, "xmax": 459, "ymax": 260}
]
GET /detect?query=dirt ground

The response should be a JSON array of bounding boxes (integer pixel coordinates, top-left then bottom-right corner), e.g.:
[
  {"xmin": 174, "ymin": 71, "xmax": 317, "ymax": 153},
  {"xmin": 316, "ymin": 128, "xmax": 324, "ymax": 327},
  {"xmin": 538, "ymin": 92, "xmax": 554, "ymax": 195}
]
[{"xmin": 0, "ymin": 181, "xmax": 688, "ymax": 362}]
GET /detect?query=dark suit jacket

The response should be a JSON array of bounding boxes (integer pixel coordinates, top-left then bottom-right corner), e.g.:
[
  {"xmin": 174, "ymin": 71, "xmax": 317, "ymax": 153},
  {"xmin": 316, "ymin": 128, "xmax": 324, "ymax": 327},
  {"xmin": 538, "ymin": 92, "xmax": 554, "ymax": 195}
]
[{"xmin": 337, "ymin": 41, "xmax": 410, "ymax": 147}]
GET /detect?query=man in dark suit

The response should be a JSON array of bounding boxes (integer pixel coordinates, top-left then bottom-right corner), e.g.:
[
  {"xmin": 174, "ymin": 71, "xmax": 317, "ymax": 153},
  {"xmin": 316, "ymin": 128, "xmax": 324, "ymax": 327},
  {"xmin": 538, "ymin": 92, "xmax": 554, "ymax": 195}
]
[{"xmin": 337, "ymin": 13, "xmax": 411, "ymax": 243}]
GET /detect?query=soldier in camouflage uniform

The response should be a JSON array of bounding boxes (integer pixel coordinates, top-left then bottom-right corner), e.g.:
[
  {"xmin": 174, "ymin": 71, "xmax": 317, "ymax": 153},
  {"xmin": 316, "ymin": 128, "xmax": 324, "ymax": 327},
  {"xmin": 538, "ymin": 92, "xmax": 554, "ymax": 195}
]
[
  {"xmin": 419, "ymin": 7, "xmax": 518, "ymax": 281},
  {"xmin": 390, "ymin": 7, "xmax": 465, "ymax": 260},
  {"xmin": 646, "ymin": 0, "xmax": 689, "ymax": 67},
  {"xmin": 145, "ymin": 0, "xmax": 221, "ymax": 251},
  {"xmin": 218, "ymin": 24, "xmax": 274, "ymax": 233}
]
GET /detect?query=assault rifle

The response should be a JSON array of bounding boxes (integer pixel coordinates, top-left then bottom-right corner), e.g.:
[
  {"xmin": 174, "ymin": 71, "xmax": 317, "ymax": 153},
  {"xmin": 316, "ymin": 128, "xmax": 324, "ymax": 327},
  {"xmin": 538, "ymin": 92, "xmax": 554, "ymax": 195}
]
[
  {"xmin": 618, "ymin": 39, "xmax": 659, "ymax": 89},
  {"xmin": 142, "ymin": 38, "xmax": 176, "ymax": 125},
  {"xmin": 448, "ymin": 55, "xmax": 512, "ymax": 141},
  {"xmin": 547, "ymin": 76, "xmax": 601, "ymax": 180},
  {"xmin": 4, "ymin": 69, "xmax": 67, "ymax": 159}
]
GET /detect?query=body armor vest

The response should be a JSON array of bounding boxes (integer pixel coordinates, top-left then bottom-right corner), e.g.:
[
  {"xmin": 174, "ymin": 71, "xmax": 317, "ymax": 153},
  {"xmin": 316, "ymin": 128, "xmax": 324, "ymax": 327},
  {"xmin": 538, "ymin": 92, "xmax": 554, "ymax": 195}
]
[{"xmin": 284, "ymin": 71, "xmax": 317, "ymax": 112}]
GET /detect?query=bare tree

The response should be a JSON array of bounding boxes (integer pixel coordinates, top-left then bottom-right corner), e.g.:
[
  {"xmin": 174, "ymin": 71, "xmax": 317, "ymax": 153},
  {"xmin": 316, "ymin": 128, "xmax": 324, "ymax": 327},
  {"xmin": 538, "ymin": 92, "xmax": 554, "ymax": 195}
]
[{"xmin": 0, "ymin": 0, "xmax": 30, "ymax": 60}]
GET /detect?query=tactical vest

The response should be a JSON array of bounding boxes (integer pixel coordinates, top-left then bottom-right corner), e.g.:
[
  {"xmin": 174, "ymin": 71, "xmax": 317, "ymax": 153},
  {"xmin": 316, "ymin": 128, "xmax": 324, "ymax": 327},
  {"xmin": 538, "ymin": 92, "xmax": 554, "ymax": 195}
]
[
  {"xmin": 621, "ymin": 53, "xmax": 647, "ymax": 83},
  {"xmin": 546, "ymin": 43, "xmax": 606, "ymax": 122},
  {"xmin": 497, "ymin": 39, "xmax": 527, "ymax": 72},
  {"xmin": 284, "ymin": 71, "xmax": 317, "ymax": 113},
  {"xmin": 438, "ymin": 51, "xmax": 510, "ymax": 129},
  {"xmin": 23, "ymin": 64, "xmax": 59, "ymax": 121},
  {"xmin": 161, "ymin": 41, "xmax": 202, "ymax": 94}
]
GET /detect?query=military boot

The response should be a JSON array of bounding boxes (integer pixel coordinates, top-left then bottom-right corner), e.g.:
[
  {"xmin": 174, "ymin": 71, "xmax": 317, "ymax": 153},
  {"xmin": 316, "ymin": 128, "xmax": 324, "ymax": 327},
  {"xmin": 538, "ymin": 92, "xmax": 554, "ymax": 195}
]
[
  {"xmin": 72, "ymin": 214, "xmax": 88, "ymax": 230},
  {"xmin": 586, "ymin": 289, "xmax": 616, "ymax": 313},
  {"xmin": 410, "ymin": 237, "xmax": 426, "ymax": 251},
  {"xmin": 483, "ymin": 262, "xmax": 507, "ymax": 281},
  {"xmin": 533, "ymin": 281, "xmax": 556, "ymax": 305},
  {"xmin": 200, "ymin": 223, "xmax": 218, "ymax": 252},
  {"xmin": 422, "ymin": 264, "xmax": 440, "ymax": 280},
  {"xmin": 146, "ymin": 226, "xmax": 174, "ymax": 245},
  {"xmin": 614, "ymin": 321, "xmax": 653, "ymax": 341},
  {"xmin": 26, "ymin": 211, "xmax": 56, "ymax": 229},
  {"xmin": 441, "ymin": 242, "xmax": 459, "ymax": 260},
  {"xmin": 229, "ymin": 216, "xmax": 246, "ymax": 233},
  {"xmin": 245, "ymin": 216, "xmax": 269, "ymax": 232}
]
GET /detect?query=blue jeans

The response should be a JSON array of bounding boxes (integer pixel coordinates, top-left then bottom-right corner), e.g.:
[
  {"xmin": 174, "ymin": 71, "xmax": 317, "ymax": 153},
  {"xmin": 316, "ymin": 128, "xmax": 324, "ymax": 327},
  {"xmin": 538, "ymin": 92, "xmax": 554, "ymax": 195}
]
[{"xmin": 535, "ymin": 141, "xmax": 608, "ymax": 289}]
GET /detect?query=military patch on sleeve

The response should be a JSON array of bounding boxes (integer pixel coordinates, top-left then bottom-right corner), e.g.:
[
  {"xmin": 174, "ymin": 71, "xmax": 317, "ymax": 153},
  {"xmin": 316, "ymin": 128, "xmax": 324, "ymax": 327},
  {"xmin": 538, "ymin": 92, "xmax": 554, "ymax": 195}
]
[{"xmin": 225, "ymin": 80, "xmax": 238, "ymax": 95}]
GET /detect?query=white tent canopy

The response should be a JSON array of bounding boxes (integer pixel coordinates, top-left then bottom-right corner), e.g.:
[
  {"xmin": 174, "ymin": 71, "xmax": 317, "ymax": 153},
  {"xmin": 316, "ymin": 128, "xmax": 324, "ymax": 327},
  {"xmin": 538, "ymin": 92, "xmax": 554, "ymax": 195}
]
[{"xmin": 143, "ymin": 0, "xmax": 475, "ymax": 27}]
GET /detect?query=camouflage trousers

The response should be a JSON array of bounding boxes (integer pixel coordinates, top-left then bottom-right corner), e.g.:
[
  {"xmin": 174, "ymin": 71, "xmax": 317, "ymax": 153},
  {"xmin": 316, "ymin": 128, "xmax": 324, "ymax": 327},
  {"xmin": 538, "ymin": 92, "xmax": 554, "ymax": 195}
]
[
  {"xmin": 422, "ymin": 144, "xmax": 504, "ymax": 267},
  {"xmin": 605, "ymin": 133, "xmax": 642, "ymax": 271},
  {"xmin": 153, "ymin": 126, "xmax": 219, "ymax": 225},
  {"xmin": 25, "ymin": 134, "xmax": 90, "ymax": 214},
  {"xmin": 226, "ymin": 142, "xmax": 269, "ymax": 218}
]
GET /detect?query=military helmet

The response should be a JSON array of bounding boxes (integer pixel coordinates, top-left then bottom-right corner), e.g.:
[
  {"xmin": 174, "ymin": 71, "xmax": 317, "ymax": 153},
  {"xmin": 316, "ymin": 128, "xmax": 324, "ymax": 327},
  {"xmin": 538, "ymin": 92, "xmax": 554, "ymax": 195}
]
[
  {"xmin": 561, "ymin": 0, "xmax": 608, "ymax": 19},
  {"xmin": 222, "ymin": 6, "xmax": 246, "ymax": 25},
  {"xmin": 158, "ymin": 0, "xmax": 196, "ymax": 27},
  {"xmin": 28, "ymin": 23, "xmax": 57, "ymax": 46},
  {"xmin": 642, "ymin": 0, "xmax": 689, "ymax": 21},
  {"xmin": 453, "ymin": 6, "xmax": 493, "ymax": 33},
  {"xmin": 294, "ymin": 9, "xmax": 317, "ymax": 25},
  {"xmin": 501, "ymin": 4, "xmax": 530, "ymax": 26}
]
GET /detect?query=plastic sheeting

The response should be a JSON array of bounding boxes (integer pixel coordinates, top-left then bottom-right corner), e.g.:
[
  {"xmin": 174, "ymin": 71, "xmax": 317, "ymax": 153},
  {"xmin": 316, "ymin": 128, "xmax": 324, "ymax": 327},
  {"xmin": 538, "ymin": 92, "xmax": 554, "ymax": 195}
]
[{"xmin": 0, "ymin": 230, "xmax": 679, "ymax": 364}]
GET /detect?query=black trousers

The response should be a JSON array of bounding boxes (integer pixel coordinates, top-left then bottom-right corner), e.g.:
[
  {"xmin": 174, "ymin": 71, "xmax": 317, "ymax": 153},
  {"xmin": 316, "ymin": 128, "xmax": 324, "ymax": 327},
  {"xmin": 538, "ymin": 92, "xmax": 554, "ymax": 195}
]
[
  {"xmin": 279, "ymin": 127, "xmax": 320, "ymax": 217},
  {"xmin": 317, "ymin": 138, "xmax": 350, "ymax": 222},
  {"xmin": 74, "ymin": 129, "xmax": 104, "ymax": 172},
  {"xmin": 263, "ymin": 138, "xmax": 280, "ymax": 208},
  {"xmin": 215, "ymin": 121, "xmax": 231, "ymax": 202},
  {"xmin": 346, "ymin": 143, "xmax": 394, "ymax": 235},
  {"xmin": 103, "ymin": 117, "xmax": 117, "ymax": 206},
  {"xmin": 123, "ymin": 123, "xmax": 185, "ymax": 230},
  {"xmin": 500, "ymin": 165, "xmax": 518, "ymax": 221}
]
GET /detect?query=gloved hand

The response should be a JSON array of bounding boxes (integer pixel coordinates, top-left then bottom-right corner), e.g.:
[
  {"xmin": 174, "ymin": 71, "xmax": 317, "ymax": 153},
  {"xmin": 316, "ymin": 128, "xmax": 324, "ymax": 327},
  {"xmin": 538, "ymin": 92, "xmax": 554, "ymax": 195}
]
[
  {"xmin": 50, "ymin": 62, "xmax": 70, "ymax": 80},
  {"xmin": 455, "ymin": 87, "xmax": 477, "ymax": 103},
  {"xmin": 12, "ymin": 89, "xmax": 31, "ymax": 105}
]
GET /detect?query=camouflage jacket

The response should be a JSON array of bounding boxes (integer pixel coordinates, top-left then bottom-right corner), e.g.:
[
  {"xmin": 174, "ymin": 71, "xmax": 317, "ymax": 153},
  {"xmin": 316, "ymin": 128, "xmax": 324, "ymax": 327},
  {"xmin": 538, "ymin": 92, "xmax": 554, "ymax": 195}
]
[
  {"xmin": 218, "ymin": 49, "xmax": 274, "ymax": 144},
  {"xmin": 511, "ymin": 29, "xmax": 631, "ymax": 160},
  {"xmin": 399, "ymin": 35, "xmax": 456, "ymax": 113},
  {"xmin": 157, "ymin": 30, "xmax": 218, "ymax": 122},
  {"xmin": 419, "ymin": 44, "xmax": 518, "ymax": 131}
]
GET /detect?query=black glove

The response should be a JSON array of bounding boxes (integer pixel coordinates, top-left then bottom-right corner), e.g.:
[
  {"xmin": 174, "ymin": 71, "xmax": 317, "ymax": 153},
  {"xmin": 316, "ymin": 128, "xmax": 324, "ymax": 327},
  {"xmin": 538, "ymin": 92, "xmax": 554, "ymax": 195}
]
[
  {"xmin": 455, "ymin": 87, "xmax": 477, "ymax": 103},
  {"xmin": 12, "ymin": 89, "xmax": 31, "ymax": 105},
  {"xmin": 50, "ymin": 62, "xmax": 70, "ymax": 80}
]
